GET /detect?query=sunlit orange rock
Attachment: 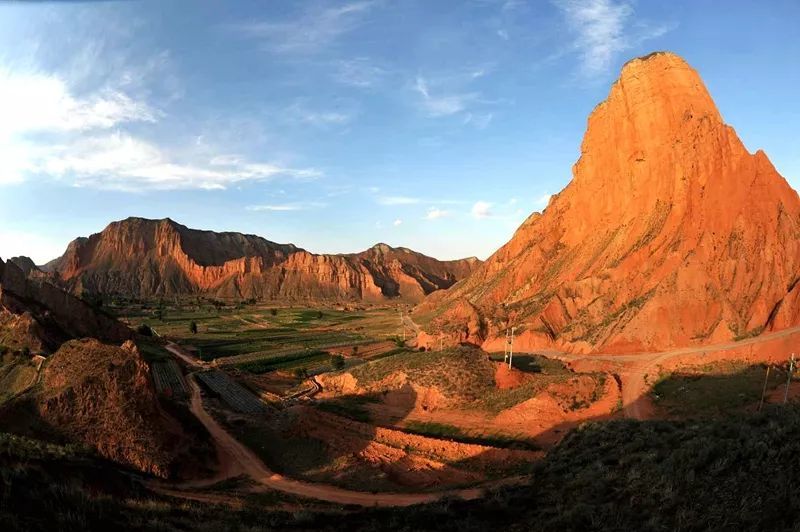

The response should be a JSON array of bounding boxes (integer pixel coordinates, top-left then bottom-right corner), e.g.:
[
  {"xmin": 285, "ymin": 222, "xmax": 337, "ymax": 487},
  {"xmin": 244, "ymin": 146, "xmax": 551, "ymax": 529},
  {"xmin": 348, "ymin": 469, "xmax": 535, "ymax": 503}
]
[
  {"xmin": 46, "ymin": 218, "xmax": 480, "ymax": 302},
  {"xmin": 419, "ymin": 51, "xmax": 800, "ymax": 353}
]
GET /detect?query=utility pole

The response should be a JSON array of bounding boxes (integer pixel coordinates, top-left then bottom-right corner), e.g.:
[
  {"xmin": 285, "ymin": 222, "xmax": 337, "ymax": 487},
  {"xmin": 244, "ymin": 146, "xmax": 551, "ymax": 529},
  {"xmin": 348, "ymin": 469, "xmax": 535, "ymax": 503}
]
[
  {"xmin": 759, "ymin": 365, "xmax": 771, "ymax": 412},
  {"xmin": 508, "ymin": 326, "xmax": 516, "ymax": 369},
  {"xmin": 784, "ymin": 354, "xmax": 795, "ymax": 404},
  {"xmin": 504, "ymin": 328, "xmax": 511, "ymax": 363}
]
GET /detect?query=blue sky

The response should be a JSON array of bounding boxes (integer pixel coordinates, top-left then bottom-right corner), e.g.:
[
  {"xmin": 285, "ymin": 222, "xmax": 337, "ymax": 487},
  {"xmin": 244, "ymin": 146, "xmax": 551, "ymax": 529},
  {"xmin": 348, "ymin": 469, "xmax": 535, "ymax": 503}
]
[{"xmin": 0, "ymin": 0, "xmax": 798, "ymax": 264}]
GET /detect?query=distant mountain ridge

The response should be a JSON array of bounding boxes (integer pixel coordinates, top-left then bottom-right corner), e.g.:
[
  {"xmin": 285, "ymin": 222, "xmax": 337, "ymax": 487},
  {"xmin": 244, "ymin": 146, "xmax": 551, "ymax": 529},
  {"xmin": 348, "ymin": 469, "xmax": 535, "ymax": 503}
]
[{"xmin": 45, "ymin": 217, "xmax": 481, "ymax": 301}]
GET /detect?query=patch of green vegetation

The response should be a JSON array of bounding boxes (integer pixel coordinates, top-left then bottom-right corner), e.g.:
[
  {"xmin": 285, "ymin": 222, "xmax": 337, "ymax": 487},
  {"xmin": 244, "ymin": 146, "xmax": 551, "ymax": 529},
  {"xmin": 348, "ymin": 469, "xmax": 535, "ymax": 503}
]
[
  {"xmin": 652, "ymin": 363, "xmax": 785, "ymax": 417},
  {"xmin": 734, "ymin": 325, "xmax": 765, "ymax": 342},
  {"xmin": 473, "ymin": 380, "xmax": 548, "ymax": 414},
  {"xmin": 236, "ymin": 350, "xmax": 331, "ymax": 374},
  {"xmin": 316, "ymin": 398, "xmax": 373, "ymax": 423},
  {"xmin": 401, "ymin": 421, "xmax": 540, "ymax": 450},
  {"xmin": 403, "ymin": 421, "xmax": 465, "ymax": 439},
  {"xmin": 350, "ymin": 347, "xmax": 496, "ymax": 402},
  {"xmin": 136, "ymin": 338, "xmax": 170, "ymax": 362}
]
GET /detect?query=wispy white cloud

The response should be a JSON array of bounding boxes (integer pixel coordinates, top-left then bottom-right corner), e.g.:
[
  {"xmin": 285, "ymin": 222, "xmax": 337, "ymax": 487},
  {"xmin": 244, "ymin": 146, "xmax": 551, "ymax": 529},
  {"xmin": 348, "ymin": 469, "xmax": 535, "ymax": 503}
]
[
  {"xmin": 0, "ymin": 64, "xmax": 317, "ymax": 192},
  {"xmin": 334, "ymin": 57, "xmax": 387, "ymax": 88},
  {"xmin": 0, "ymin": 69, "xmax": 158, "ymax": 138},
  {"xmin": 246, "ymin": 201, "xmax": 326, "ymax": 212},
  {"xmin": 414, "ymin": 76, "xmax": 478, "ymax": 117},
  {"xmin": 233, "ymin": 2, "xmax": 377, "ymax": 55},
  {"xmin": 555, "ymin": 0, "xmax": 674, "ymax": 76},
  {"xmin": 378, "ymin": 195, "xmax": 421, "ymax": 205},
  {"xmin": 393, "ymin": 218, "xmax": 403, "ymax": 226},
  {"xmin": 462, "ymin": 112, "xmax": 493, "ymax": 129},
  {"xmin": 27, "ymin": 132, "xmax": 321, "ymax": 192},
  {"xmin": 425, "ymin": 207, "xmax": 451, "ymax": 220},
  {"xmin": 471, "ymin": 201, "xmax": 493, "ymax": 219}
]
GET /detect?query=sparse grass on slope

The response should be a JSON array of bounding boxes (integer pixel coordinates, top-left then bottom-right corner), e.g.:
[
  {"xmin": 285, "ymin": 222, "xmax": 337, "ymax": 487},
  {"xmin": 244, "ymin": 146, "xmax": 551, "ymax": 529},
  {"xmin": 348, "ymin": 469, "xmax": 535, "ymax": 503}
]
[{"xmin": 349, "ymin": 347, "xmax": 496, "ymax": 402}]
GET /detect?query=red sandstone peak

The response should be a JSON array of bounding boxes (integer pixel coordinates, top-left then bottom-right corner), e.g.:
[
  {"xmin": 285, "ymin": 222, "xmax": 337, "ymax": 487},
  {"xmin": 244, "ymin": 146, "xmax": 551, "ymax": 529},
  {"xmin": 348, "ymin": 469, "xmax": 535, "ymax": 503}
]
[
  {"xmin": 45, "ymin": 217, "xmax": 481, "ymax": 302},
  {"xmin": 419, "ymin": 51, "xmax": 800, "ymax": 354}
]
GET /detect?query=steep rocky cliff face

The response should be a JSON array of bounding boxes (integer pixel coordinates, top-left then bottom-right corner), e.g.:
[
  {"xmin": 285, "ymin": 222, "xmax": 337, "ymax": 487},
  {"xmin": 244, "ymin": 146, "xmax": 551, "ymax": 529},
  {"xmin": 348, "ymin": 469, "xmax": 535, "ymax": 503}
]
[
  {"xmin": 0, "ymin": 257, "xmax": 131, "ymax": 352},
  {"xmin": 46, "ymin": 218, "xmax": 480, "ymax": 302},
  {"xmin": 419, "ymin": 52, "xmax": 800, "ymax": 354}
]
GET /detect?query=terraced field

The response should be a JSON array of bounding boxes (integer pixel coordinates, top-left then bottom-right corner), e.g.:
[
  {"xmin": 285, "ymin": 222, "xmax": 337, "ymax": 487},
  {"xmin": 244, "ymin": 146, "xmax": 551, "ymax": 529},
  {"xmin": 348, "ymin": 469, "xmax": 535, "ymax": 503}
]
[
  {"xmin": 196, "ymin": 370, "xmax": 267, "ymax": 414},
  {"xmin": 119, "ymin": 304, "xmax": 406, "ymax": 374}
]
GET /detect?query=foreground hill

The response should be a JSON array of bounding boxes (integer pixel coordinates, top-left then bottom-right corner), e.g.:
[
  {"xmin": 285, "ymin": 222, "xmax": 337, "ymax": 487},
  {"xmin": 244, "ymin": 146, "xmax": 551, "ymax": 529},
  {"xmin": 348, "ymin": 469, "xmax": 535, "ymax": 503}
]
[
  {"xmin": 0, "ymin": 256, "xmax": 212, "ymax": 479},
  {"xmin": 419, "ymin": 52, "xmax": 800, "ymax": 354},
  {"xmin": 45, "ymin": 217, "xmax": 480, "ymax": 302},
  {"xmin": 3, "ymin": 408, "xmax": 799, "ymax": 531}
]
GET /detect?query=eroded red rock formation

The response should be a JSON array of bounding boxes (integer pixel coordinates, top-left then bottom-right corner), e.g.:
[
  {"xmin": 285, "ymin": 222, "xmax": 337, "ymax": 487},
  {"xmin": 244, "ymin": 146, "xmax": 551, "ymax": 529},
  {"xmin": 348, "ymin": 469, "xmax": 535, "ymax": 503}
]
[
  {"xmin": 46, "ymin": 218, "xmax": 480, "ymax": 302},
  {"xmin": 419, "ymin": 52, "xmax": 800, "ymax": 354}
]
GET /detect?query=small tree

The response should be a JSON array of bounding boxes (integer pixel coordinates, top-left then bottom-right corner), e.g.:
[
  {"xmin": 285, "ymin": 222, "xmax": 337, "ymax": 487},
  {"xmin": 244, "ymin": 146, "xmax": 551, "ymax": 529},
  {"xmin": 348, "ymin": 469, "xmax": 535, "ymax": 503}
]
[
  {"xmin": 136, "ymin": 324, "xmax": 154, "ymax": 337},
  {"xmin": 189, "ymin": 320, "xmax": 198, "ymax": 334},
  {"xmin": 293, "ymin": 367, "xmax": 309, "ymax": 379},
  {"xmin": 331, "ymin": 354, "xmax": 346, "ymax": 370},
  {"xmin": 270, "ymin": 308, "xmax": 278, "ymax": 317},
  {"xmin": 317, "ymin": 310, "xmax": 323, "ymax": 319},
  {"xmin": 199, "ymin": 348, "xmax": 213, "ymax": 362},
  {"xmin": 21, "ymin": 346, "xmax": 31, "ymax": 358},
  {"xmin": 352, "ymin": 345, "xmax": 359, "ymax": 356}
]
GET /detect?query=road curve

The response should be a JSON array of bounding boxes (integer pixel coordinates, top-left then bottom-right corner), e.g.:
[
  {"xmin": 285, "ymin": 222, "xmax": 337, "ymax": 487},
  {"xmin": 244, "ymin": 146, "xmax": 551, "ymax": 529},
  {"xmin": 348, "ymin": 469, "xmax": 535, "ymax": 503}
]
[{"xmin": 179, "ymin": 371, "xmax": 488, "ymax": 507}]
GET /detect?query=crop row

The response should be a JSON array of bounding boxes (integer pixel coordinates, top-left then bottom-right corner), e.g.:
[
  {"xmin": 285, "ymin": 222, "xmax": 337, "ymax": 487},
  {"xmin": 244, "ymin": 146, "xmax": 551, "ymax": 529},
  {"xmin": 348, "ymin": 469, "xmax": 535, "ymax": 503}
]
[
  {"xmin": 235, "ymin": 350, "xmax": 332, "ymax": 374},
  {"xmin": 215, "ymin": 337, "xmax": 375, "ymax": 367},
  {"xmin": 196, "ymin": 370, "xmax": 266, "ymax": 414},
  {"xmin": 151, "ymin": 360, "xmax": 189, "ymax": 399}
]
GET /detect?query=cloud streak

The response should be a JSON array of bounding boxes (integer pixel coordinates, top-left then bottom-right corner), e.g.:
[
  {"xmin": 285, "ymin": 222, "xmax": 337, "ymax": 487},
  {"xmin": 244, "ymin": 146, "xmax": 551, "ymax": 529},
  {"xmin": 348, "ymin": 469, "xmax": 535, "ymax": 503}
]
[
  {"xmin": 555, "ymin": 0, "xmax": 673, "ymax": 76},
  {"xmin": 246, "ymin": 201, "xmax": 326, "ymax": 212},
  {"xmin": 414, "ymin": 76, "xmax": 478, "ymax": 117},
  {"xmin": 234, "ymin": 2, "xmax": 377, "ymax": 55}
]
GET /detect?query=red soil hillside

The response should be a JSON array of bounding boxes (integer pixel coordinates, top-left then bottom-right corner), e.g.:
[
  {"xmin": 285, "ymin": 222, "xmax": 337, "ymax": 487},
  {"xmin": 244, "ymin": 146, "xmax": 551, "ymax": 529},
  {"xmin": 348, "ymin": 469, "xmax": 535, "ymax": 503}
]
[
  {"xmin": 0, "ymin": 256, "xmax": 131, "ymax": 352},
  {"xmin": 418, "ymin": 52, "xmax": 800, "ymax": 354},
  {"xmin": 45, "ymin": 218, "xmax": 480, "ymax": 302}
]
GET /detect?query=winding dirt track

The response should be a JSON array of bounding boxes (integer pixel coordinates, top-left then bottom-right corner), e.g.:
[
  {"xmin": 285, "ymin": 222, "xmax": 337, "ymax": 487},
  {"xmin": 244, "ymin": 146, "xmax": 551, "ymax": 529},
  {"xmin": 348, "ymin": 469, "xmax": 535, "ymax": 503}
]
[{"xmin": 163, "ymin": 343, "xmax": 489, "ymax": 507}]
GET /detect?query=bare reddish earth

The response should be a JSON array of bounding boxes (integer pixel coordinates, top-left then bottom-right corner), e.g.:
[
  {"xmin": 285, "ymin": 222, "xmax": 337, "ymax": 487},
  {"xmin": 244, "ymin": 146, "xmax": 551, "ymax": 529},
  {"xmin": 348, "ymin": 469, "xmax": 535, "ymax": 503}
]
[
  {"xmin": 45, "ymin": 218, "xmax": 480, "ymax": 302},
  {"xmin": 0, "ymin": 257, "xmax": 131, "ymax": 351},
  {"xmin": 419, "ymin": 52, "xmax": 800, "ymax": 354}
]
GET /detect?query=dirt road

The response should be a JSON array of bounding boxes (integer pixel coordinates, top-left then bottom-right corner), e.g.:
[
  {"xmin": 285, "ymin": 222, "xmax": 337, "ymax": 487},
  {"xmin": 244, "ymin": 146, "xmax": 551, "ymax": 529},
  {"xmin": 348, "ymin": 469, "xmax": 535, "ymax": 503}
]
[
  {"xmin": 179, "ymin": 372, "xmax": 488, "ymax": 506},
  {"xmin": 549, "ymin": 324, "xmax": 800, "ymax": 419},
  {"xmin": 165, "ymin": 342, "xmax": 207, "ymax": 369}
]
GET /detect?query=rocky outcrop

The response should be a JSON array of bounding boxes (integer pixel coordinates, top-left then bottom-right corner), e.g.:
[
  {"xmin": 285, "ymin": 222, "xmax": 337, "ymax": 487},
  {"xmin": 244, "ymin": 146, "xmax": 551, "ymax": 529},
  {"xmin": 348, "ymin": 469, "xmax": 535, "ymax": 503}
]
[
  {"xmin": 36, "ymin": 339, "xmax": 205, "ymax": 478},
  {"xmin": 0, "ymin": 257, "xmax": 131, "ymax": 352},
  {"xmin": 420, "ymin": 52, "xmax": 800, "ymax": 353},
  {"xmin": 45, "ymin": 218, "xmax": 481, "ymax": 302}
]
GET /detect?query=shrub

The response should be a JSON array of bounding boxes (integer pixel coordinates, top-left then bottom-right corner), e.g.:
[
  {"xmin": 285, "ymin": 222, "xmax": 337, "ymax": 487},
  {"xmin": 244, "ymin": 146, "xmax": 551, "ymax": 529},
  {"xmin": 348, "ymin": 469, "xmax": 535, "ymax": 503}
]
[
  {"xmin": 136, "ymin": 324, "xmax": 154, "ymax": 336},
  {"xmin": 293, "ymin": 367, "xmax": 309, "ymax": 379},
  {"xmin": 331, "ymin": 354, "xmax": 346, "ymax": 370},
  {"xmin": 189, "ymin": 320, "xmax": 198, "ymax": 334},
  {"xmin": 270, "ymin": 308, "xmax": 278, "ymax": 316}
]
